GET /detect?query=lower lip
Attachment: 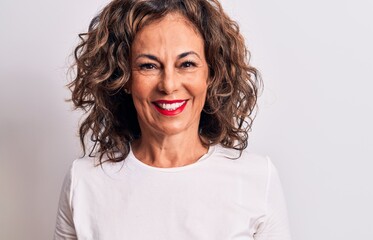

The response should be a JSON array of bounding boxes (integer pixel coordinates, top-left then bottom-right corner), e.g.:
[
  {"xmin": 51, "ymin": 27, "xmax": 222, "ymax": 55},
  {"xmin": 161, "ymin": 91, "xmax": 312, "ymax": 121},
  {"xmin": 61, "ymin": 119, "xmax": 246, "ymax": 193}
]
[{"xmin": 153, "ymin": 101, "xmax": 187, "ymax": 116}]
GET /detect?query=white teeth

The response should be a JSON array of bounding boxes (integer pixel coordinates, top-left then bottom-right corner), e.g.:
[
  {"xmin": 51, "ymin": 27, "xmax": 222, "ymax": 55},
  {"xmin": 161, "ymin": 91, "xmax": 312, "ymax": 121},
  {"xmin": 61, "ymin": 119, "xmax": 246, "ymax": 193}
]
[{"xmin": 157, "ymin": 101, "xmax": 185, "ymax": 111}]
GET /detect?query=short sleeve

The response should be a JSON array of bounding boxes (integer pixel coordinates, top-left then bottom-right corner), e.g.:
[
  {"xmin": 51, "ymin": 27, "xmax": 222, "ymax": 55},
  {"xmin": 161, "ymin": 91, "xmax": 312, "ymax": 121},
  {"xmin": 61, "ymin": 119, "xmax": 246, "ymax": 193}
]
[
  {"xmin": 253, "ymin": 157, "xmax": 292, "ymax": 240},
  {"xmin": 54, "ymin": 161, "xmax": 78, "ymax": 240}
]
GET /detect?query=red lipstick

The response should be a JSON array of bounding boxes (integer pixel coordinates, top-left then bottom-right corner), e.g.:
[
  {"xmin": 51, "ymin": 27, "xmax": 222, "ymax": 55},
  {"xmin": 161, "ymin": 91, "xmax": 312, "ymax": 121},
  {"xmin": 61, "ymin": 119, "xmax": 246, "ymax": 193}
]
[{"xmin": 152, "ymin": 100, "xmax": 188, "ymax": 116}]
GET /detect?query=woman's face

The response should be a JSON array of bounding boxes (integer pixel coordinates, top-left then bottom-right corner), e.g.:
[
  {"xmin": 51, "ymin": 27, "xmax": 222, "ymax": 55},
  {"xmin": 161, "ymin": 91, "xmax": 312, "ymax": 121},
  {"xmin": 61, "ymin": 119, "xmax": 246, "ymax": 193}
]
[{"xmin": 130, "ymin": 13, "xmax": 209, "ymax": 138}]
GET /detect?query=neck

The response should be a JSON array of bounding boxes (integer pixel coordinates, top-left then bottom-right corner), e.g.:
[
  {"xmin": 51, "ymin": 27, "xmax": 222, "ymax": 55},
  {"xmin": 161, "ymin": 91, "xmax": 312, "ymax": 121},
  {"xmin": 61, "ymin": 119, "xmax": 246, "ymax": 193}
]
[{"xmin": 131, "ymin": 131, "xmax": 208, "ymax": 168}]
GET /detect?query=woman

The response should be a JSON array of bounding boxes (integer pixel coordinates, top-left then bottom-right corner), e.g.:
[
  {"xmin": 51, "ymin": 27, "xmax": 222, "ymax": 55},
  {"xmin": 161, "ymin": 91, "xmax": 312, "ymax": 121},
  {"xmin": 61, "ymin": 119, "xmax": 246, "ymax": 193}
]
[{"xmin": 55, "ymin": 0, "xmax": 291, "ymax": 239}]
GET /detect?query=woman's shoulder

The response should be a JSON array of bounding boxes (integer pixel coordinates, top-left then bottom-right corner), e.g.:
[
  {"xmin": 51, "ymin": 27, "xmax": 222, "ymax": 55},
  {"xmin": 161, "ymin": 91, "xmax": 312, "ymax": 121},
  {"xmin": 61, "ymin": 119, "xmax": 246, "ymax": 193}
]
[
  {"xmin": 67, "ymin": 154, "xmax": 126, "ymax": 185},
  {"xmin": 210, "ymin": 145, "xmax": 281, "ymax": 202},
  {"xmin": 71, "ymin": 156, "xmax": 96, "ymax": 172},
  {"xmin": 213, "ymin": 144, "xmax": 271, "ymax": 172}
]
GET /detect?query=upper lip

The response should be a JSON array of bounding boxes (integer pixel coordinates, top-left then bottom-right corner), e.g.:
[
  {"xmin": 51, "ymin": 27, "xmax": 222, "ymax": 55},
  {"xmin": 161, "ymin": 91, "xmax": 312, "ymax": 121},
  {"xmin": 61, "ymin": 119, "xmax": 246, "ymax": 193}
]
[{"xmin": 153, "ymin": 99, "xmax": 187, "ymax": 104}]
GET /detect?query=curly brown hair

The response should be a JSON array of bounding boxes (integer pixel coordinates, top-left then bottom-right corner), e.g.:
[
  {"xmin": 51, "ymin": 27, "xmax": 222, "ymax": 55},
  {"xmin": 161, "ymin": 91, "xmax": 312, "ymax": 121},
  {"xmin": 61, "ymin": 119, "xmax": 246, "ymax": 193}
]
[{"xmin": 69, "ymin": 0, "xmax": 261, "ymax": 164}]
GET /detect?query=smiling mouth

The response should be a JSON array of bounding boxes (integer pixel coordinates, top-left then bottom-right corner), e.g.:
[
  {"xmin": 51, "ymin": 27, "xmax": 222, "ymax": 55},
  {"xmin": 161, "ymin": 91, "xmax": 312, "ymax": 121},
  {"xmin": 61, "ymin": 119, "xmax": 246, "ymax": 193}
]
[
  {"xmin": 155, "ymin": 101, "xmax": 186, "ymax": 110},
  {"xmin": 152, "ymin": 100, "xmax": 188, "ymax": 115}
]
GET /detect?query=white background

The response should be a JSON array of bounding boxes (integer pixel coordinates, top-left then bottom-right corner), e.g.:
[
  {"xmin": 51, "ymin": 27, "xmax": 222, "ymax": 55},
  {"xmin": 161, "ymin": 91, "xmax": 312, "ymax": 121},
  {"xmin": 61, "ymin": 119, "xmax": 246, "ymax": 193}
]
[{"xmin": 0, "ymin": 0, "xmax": 372, "ymax": 239}]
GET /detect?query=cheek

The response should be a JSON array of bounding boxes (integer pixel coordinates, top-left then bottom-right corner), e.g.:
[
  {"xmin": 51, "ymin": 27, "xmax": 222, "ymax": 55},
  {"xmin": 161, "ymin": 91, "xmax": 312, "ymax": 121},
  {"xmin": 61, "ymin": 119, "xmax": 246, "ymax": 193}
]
[
  {"xmin": 190, "ymin": 81, "xmax": 208, "ymax": 106},
  {"xmin": 195, "ymin": 73, "xmax": 209, "ymax": 94},
  {"xmin": 130, "ymin": 78, "xmax": 152, "ymax": 115},
  {"xmin": 130, "ymin": 75, "xmax": 156, "ymax": 99},
  {"xmin": 187, "ymin": 70, "xmax": 209, "ymax": 93}
]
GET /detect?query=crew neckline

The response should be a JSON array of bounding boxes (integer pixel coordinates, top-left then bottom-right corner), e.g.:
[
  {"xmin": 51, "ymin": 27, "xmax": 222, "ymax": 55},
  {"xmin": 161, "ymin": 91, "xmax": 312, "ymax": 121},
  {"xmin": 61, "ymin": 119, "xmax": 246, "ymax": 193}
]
[{"xmin": 126, "ymin": 144, "xmax": 216, "ymax": 173}]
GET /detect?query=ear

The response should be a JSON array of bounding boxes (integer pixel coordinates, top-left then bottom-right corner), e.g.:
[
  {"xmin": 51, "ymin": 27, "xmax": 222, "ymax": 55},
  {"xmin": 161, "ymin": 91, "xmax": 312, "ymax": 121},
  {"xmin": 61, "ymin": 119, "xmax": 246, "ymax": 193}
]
[
  {"xmin": 124, "ymin": 78, "xmax": 132, "ymax": 94},
  {"xmin": 124, "ymin": 88, "xmax": 131, "ymax": 94}
]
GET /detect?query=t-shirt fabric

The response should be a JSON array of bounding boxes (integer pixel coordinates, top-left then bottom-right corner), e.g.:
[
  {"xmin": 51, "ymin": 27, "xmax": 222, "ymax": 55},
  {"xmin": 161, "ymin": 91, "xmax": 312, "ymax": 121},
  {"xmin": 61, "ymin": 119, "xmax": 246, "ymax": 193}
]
[{"xmin": 54, "ymin": 144, "xmax": 291, "ymax": 240}]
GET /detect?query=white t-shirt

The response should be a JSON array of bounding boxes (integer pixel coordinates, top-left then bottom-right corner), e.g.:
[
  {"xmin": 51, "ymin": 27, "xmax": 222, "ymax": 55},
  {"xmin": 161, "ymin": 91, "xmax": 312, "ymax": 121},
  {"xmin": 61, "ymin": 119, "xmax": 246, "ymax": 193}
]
[{"xmin": 54, "ymin": 144, "xmax": 291, "ymax": 240}]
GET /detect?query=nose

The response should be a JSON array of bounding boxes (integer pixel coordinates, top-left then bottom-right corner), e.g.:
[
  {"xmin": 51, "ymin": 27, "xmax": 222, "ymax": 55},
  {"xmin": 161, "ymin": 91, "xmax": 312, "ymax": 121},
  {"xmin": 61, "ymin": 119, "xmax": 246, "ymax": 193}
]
[{"xmin": 157, "ymin": 66, "xmax": 181, "ymax": 94}]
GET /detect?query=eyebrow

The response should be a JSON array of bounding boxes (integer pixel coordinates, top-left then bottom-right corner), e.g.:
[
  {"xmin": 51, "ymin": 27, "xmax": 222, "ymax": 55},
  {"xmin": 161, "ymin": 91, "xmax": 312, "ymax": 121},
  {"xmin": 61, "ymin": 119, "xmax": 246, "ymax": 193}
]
[
  {"xmin": 178, "ymin": 51, "xmax": 201, "ymax": 60},
  {"xmin": 134, "ymin": 51, "xmax": 201, "ymax": 61}
]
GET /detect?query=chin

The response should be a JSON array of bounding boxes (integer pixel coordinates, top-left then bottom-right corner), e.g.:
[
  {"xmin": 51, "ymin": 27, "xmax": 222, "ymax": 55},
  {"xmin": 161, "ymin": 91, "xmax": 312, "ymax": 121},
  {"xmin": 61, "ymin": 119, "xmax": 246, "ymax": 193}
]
[{"xmin": 154, "ymin": 123, "xmax": 194, "ymax": 136}]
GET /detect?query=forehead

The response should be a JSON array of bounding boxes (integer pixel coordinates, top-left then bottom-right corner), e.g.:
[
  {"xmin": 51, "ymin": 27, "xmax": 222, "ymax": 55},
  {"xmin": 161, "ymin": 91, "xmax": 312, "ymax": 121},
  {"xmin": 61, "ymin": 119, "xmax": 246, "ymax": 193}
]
[{"xmin": 131, "ymin": 13, "xmax": 205, "ymax": 56}]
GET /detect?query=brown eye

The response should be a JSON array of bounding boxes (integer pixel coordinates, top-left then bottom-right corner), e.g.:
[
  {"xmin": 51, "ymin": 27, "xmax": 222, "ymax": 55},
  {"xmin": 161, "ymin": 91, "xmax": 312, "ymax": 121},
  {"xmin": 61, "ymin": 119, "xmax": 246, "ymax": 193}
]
[
  {"xmin": 140, "ymin": 63, "xmax": 157, "ymax": 70},
  {"xmin": 180, "ymin": 61, "xmax": 196, "ymax": 68}
]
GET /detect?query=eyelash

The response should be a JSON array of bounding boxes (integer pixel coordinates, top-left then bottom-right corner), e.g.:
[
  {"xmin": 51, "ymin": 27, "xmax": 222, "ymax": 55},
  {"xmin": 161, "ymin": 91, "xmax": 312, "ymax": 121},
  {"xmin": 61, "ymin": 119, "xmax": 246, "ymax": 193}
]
[
  {"xmin": 138, "ymin": 61, "xmax": 197, "ymax": 70},
  {"xmin": 180, "ymin": 61, "xmax": 197, "ymax": 68},
  {"xmin": 139, "ymin": 63, "xmax": 157, "ymax": 70}
]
